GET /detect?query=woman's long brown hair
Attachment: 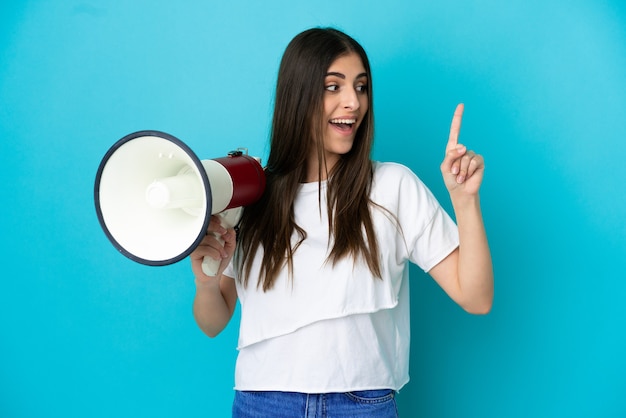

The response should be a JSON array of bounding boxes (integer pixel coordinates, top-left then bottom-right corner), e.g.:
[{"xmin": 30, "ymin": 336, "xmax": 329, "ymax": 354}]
[{"xmin": 236, "ymin": 28, "xmax": 382, "ymax": 291}]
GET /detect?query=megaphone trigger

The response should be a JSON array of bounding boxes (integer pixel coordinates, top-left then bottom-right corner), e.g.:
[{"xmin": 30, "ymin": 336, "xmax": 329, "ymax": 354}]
[{"xmin": 201, "ymin": 207, "xmax": 244, "ymax": 277}]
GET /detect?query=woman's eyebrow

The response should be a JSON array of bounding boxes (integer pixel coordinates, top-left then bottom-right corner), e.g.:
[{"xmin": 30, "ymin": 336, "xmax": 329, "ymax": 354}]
[{"xmin": 325, "ymin": 72, "xmax": 368, "ymax": 79}]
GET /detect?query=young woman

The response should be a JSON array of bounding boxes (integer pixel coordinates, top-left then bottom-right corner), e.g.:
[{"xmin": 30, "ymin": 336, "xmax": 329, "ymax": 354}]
[{"xmin": 190, "ymin": 27, "xmax": 493, "ymax": 417}]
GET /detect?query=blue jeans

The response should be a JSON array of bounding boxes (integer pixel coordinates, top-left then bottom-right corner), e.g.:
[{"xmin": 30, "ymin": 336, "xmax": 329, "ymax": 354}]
[{"xmin": 232, "ymin": 389, "xmax": 398, "ymax": 418}]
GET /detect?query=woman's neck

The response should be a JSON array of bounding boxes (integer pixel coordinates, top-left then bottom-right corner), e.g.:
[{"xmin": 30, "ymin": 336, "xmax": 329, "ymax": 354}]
[{"xmin": 306, "ymin": 154, "xmax": 338, "ymax": 182}]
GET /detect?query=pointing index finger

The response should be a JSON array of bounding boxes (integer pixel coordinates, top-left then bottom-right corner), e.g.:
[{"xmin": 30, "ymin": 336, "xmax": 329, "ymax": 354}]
[{"xmin": 447, "ymin": 103, "xmax": 465, "ymax": 152}]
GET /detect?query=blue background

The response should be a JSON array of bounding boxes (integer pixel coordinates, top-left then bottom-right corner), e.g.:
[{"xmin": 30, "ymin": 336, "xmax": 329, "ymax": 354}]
[{"xmin": 1, "ymin": 1, "xmax": 625, "ymax": 417}]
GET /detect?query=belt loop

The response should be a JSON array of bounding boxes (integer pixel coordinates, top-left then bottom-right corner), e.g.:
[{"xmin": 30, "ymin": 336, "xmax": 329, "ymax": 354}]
[{"xmin": 305, "ymin": 393, "xmax": 321, "ymax": 418}]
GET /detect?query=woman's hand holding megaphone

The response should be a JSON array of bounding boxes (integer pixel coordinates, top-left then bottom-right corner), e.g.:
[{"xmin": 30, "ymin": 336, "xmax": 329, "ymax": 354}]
[
  {"xmin": 190, "ymin": 212, "xmax": 239, "ymax": 338},
  {"xmin": 190, "ymin": 214, "xmax": 238, "ymax": 283}
]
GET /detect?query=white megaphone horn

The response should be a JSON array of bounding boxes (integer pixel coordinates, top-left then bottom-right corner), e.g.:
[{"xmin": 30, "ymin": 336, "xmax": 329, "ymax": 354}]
[{"xmin": 94, "ymin": 130, "xmax": 266, "ymax": 276}]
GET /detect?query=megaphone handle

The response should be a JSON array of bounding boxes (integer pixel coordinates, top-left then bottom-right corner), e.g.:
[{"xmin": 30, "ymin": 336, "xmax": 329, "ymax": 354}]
[
  {"xmin": 201, "ymin": 207, "xmax": 244, "ymax": 277},
  {"xmin": 201, "ymin": 238, "xmax": 223, "ymax": 277}
]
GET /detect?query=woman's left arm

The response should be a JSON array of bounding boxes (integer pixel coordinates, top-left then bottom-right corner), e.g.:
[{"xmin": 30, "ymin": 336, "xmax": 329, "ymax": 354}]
[{"xmin": 428, "ymin": 103, "xmax": 494, "ymax": 314}]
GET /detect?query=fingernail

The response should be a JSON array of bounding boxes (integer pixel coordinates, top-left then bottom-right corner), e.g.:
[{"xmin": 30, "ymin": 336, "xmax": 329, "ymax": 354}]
[
  {"xmin": 451, "ymin": 166, "xmax": 459, "ymax": 175},
  {"xmin": 456, "ymin": 144, "xmax": 466, "ymax": 153},
  {"xmin": 457, "ymin": 175, "xmax": 465, "ymax": 183}
]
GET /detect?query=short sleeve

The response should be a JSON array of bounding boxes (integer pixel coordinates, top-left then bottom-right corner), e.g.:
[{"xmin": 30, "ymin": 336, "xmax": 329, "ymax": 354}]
[{"xmin": 371, "ymin": 162, "xmax": 459, "ymax": 273}]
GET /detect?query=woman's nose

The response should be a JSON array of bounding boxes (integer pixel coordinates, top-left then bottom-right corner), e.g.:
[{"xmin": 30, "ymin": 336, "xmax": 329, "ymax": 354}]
[{"xmin": 342, "ymin": 89, "xmax": 360, "ymax": 110}]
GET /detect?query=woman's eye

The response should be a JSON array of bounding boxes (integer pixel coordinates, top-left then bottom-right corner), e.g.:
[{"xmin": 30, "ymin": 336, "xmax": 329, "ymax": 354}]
[
  {"xmin": 356, "ymin": 84, "xmax": 368, "ymax": 93},
  {"xmin": 325, "ymin": 84, "xmax": 339, "ymax": 92}
]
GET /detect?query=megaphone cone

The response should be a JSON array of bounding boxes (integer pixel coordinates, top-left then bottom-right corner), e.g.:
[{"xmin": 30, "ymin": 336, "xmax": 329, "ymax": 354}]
[{"xmin": 94, "ymin": 130, "xmax": 265, "ymax": 274}]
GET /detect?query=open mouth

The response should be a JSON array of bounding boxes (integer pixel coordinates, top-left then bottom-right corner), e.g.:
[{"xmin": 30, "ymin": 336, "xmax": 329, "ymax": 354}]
[{"xmin": 329, "ymin": 118, "xmax": 356, "ymax": 131}]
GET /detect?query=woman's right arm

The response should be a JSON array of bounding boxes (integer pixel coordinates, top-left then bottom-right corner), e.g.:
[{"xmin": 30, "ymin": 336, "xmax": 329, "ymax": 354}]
[
  {"xmin": 190, "ymin": 216, "xmax": 238, "ymax": 338},
  {"xmin": 192, "ymin": 274, "xmax": 237, "ymax": 338}
]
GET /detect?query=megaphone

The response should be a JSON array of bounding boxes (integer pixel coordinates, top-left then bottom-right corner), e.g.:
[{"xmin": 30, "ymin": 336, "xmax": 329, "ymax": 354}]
[{"xmin": 94, "ymin": 130, "xmax": 265, "ymax": 276}]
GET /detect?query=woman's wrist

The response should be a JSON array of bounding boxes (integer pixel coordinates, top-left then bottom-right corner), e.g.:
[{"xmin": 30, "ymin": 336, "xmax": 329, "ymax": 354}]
[
  {"xmin": 195, "ymin": 276, "xmax": 221, "ymax": 292},
  {"xmin": 450, "ymin": 192, "xmax": 481, "ymax": 213}
]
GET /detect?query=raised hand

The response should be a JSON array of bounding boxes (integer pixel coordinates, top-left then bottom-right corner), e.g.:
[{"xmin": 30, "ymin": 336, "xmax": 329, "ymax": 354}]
[{"xmin": 440, "ymin": 103, "xmax": 485, "ymax": 197}]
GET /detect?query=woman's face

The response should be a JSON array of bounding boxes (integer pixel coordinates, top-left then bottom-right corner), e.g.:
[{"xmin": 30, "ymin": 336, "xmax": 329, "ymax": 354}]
[{"xmin": 319, "ymin": 52, "xmax": 369, "ymax": 172}]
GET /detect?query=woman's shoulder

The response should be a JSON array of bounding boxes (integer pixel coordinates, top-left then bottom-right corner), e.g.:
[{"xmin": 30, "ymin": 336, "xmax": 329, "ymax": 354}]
[
  {"xmin": 371, "ymin": 161, "xmax": 446, "ymax": 222},
  {"xmin": 371, "ymin": 161, "xmax": 436, "ymax": 203},
  {"xmin": 372, "ymin": 161, "xmax": 421, "ymax": 183}
]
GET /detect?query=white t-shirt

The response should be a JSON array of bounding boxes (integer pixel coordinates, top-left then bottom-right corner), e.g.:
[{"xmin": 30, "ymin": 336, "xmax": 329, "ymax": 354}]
[{"xmin": 224, "ymin": 162, "xmax": 459, "ymax": 392}]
